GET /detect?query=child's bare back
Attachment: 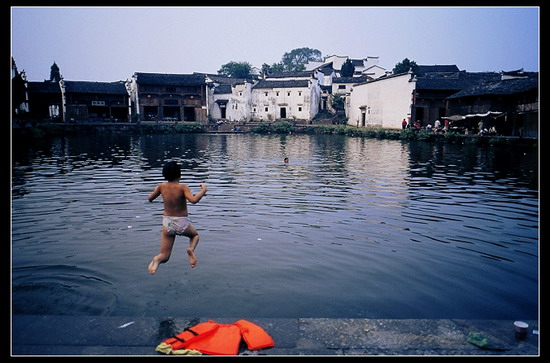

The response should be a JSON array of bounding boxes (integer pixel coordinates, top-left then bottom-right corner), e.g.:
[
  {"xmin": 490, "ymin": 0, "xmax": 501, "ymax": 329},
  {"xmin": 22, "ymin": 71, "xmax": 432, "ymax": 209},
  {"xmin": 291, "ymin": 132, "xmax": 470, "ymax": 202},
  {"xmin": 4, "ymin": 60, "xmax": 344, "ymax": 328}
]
[
  {"xmin": 147, "ymin": 161, "xmax": 207, "ymax": 274},
  {"xmin": 148, "ymin": 182, "xmax": 199, "ymax": 217}
]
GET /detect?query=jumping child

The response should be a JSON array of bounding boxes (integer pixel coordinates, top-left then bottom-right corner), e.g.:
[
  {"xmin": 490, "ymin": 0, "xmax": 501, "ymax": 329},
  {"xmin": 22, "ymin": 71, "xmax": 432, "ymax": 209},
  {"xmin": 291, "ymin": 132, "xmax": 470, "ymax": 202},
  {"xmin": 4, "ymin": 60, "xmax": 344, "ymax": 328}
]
[{"xmin": 147, "ymin": 161, "xmax": 207, "ymax": 274}]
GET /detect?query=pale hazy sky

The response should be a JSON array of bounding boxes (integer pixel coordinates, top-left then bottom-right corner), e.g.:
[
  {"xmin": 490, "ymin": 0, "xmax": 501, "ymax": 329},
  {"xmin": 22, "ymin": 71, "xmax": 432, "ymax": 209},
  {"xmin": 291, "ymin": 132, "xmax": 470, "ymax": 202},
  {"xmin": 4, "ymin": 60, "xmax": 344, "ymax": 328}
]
[{"xmin": 11, "ymin": 6, "xmax": 539, "ymax": 82}]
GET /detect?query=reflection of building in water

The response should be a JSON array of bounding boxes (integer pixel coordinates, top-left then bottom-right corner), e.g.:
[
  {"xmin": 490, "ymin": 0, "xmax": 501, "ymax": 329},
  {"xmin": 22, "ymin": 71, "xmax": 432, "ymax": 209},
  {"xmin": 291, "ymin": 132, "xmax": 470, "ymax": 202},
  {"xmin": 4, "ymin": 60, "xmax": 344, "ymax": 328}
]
[{"xmin": 345, "ymin": 138, "xmax": 410, "ymax": 208}]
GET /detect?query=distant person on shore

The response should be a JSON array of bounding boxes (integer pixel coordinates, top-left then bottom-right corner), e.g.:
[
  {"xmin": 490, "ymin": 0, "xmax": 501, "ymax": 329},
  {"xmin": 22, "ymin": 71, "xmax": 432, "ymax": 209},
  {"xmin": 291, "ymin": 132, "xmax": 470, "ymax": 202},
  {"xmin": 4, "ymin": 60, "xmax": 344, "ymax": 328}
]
[
  {"xmin": 147, "ymin": 161, "xmax": 207, "ymax": 273},
  {"xmin": 434, "ymin": 119, "xmax": 441, "ymax": 134},
  {"xmin": 401, "ymin": 118, "xmax": 407, "ymax": 129}
]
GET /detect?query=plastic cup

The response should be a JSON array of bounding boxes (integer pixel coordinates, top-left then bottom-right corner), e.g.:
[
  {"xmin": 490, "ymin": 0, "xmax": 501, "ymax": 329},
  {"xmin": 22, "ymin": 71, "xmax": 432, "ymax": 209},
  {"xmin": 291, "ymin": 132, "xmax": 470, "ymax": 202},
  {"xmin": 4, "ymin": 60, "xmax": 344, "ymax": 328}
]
[{"xmin": 514, "ymin": 321, "xmax": 528, "ymax": 338}]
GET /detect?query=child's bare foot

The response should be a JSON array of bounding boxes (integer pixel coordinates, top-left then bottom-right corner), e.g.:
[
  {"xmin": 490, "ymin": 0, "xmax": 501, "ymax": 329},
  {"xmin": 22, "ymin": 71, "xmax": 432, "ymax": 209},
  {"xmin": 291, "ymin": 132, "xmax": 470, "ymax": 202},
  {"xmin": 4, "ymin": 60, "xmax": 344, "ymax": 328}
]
[
  {"xmin": 148, "ymin": 259, "xmax": 160, "ymax": 274},
  {"xmin": 187, "ymin": 248, "xmax": 197, "ymax": 268}
]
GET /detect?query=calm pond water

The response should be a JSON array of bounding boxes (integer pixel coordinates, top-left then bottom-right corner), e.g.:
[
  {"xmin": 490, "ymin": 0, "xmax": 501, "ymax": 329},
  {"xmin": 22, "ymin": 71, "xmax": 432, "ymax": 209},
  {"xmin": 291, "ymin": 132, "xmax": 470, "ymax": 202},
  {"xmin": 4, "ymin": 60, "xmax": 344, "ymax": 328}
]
[{"xmin": 12, "ymin": 133, "xmax": 538, "ymax": 319}]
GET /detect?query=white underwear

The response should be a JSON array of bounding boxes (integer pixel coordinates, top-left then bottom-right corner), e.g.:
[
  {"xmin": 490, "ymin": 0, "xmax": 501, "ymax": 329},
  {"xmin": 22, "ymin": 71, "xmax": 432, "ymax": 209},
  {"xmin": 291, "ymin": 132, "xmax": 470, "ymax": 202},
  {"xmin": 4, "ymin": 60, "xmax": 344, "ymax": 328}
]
[{"xmin": 163, "ymin": 216, "xmax": 190, "ymax": 236}]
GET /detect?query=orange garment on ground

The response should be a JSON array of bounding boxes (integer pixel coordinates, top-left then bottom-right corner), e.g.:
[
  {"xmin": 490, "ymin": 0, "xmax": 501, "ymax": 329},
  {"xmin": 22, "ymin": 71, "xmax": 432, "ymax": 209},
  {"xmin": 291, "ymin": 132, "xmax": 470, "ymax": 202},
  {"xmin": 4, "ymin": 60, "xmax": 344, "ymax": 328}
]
[
  {"xmin": 158, "ymin": 319, "xmax": 275, "ymax": 356},
  {"xmin": 162, "ymin": 320, "xmax": 219, "ymax": 351},
  {"xmin": 235, "ymin": 319, "xmax": 276, "ymax": 350}
]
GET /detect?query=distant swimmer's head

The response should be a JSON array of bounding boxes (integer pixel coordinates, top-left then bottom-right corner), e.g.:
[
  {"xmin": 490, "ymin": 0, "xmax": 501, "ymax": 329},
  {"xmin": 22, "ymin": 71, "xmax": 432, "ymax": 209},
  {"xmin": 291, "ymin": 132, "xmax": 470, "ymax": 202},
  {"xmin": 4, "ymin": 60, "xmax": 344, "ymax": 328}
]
[
  {"xmin": 283, "ymin": 157, "xmax": 289, "ymax": 163},
  {"xmin": 163, "ymin": 161, "xmax": 181, "ymax": 181}
]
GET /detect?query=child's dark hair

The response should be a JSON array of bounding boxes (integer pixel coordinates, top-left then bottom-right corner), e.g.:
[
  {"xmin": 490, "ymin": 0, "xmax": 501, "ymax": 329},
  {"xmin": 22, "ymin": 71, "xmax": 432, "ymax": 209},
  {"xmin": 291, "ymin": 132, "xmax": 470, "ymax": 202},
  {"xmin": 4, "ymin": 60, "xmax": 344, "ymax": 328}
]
[{"xmin": 162, "ymin": 161, "xmax": 181, "ymax": 181}]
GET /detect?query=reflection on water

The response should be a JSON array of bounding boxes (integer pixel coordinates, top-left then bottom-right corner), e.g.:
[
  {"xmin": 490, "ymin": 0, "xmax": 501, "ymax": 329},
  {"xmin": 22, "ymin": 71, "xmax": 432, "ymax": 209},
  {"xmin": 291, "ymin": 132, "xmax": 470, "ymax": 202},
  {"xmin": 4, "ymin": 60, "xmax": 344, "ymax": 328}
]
[{"xmin": 12, "ymin": 133, "xmax": 538, "ymax": 319}]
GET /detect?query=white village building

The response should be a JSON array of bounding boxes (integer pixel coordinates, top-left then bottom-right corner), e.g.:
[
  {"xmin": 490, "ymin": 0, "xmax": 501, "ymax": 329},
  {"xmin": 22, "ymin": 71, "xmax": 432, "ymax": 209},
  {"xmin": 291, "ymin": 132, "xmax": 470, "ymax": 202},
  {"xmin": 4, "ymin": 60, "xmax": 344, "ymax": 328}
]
[
  {"xmin": 305, "ymin": 54, "xmax": 388, "ymax": 79},
  {"xmin": 205, "ymin": 74, "xmax": 252, "ymax": 122},
  {"xmin": 250, "ymin": 71, "xmax": 320, "ymax": 121},
  {"xmin": 346, "ymin": 71, "xmax": 416, "ymax": 129}
]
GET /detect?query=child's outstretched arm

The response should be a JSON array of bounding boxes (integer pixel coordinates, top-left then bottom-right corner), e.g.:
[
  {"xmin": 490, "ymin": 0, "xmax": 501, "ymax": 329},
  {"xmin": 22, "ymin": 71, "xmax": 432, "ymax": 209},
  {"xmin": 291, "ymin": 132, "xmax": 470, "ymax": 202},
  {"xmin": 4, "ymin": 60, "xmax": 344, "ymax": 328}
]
[
  {"xmin": 148, "ymin": 185, "xmax": 161, "ymax": 202},
  {"xmin": 183, "ymin": 183, "xmax": 207, "ymax": 204}
]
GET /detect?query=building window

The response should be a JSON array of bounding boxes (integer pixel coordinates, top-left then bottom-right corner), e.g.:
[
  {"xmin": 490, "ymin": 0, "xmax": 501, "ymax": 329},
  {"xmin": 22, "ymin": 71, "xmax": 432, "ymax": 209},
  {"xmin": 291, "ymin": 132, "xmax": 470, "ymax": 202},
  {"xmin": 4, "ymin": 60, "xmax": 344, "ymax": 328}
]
[
  {"xmin": 264, "ymin": 107, "xmax": 268, "ymax": 112},
  {"xmin": 239, "ymin": 91, "xmax": 243, "ymax": 96},
  {"xmin": 287, "ymin": 92, "xmax": 291, "ymax": 96},
  {"xmin": 166, "ymin": 87, "xmax": 176, "ymax": 92},
  {"xmin": 298, "ymin": 107, "xmax": 302, "ymax": 112},
  {"xmin": 298, "ymin": 91, "xmax": 302, "ymax": 96},
  {"xmin": 276, "ymin": 91, "xmax": 279, "ymax": 96},
  {"xmin": 338, "ymin": 85, "xmax": 346, "ymax": 90},
  {"xmin": 49, "ymin": 105, "xmax": 59, "ymax": 118},
  {"xmin": 264, "ymin": 92, "xmax": 268, "ymax": 96}
]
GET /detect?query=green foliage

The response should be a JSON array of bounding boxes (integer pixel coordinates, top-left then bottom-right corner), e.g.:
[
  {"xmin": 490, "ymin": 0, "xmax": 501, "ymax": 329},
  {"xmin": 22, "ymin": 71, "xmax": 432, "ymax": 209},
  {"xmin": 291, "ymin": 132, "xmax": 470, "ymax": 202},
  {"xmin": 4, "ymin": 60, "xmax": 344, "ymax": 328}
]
[
  {"xmin": 444, "ymin": 131, "xmax": 462, "ymax": 143},
  {"xmin": 225, "ymin": 47, "xmax": 323, "ymax": 77},
  {"xmin": 340, "ymin": 58, "xmax": 355, "ymax": 77},
  {"xmin": 331, "ymin": 93, "xmax": 345, "ymax": 111},
  {"xmin": 217, "ymin": 61, "xmax": 253, "ymax": 78},
  {"xmin": 399, "ymin": 128, "xmax": 416, "ymax": 140},
  {"xmin": 416, "ymin": 130, "xmax": 434, "ymax": 141},
  {"xmin": 272, "ymin": 120, "xmax": 294, "ymax": 133},
  {"xmin": 171, "ymin": 122, "xmax": 204, "ymax": 133},
  {"xmin": 261, "ymin": 62, "xmax": 285, "ymax": 77},
  {"xmin": 260, "ymin": 63, "xmax": 271, "ymax": 77},
  {"xmin": 281, "ymin": 47, "xmax": 323, "ymax": 72},
  {"xmin": 251, "ymin": 122, "xmax": 271, "ymax": 134},
  {"xmin": 138, "ymin": 122, "xmax": 203, "ymax": 134},
  {"xmin": 392, "ymin": 58, "xmax": 420, "ymax": 76}
]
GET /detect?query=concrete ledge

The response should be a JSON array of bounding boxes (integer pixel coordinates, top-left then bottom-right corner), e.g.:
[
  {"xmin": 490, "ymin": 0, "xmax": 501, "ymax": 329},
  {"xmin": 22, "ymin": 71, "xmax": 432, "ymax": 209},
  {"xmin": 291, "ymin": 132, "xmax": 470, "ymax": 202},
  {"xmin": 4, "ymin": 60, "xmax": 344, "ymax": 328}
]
[{"xmin": 11, "ymin": 315, "xmax": 538, "ymax": 356}]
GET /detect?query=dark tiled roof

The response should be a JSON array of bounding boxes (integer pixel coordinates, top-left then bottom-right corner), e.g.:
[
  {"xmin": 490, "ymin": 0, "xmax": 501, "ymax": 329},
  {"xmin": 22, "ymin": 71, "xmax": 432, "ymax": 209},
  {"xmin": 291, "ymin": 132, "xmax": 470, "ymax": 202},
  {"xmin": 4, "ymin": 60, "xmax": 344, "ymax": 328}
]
[
  {"xmin": 333, "ymin": 76, "xmax": 370, "ymax": 84},
  {"xmin": 316, "ymin": 63, "xmax": 334, "ymax": 74},
  {"xmin": 135, "ymin": 72, "xmax": 206, "ymax": 86},
  {"xmin": 447, "ymin": 77, "xmax": 538, "ymax": 99},
  {"xmin": 352, "ymin": 71, "xmax": 413, "ymax": 87},
  {"xmin": 418, "ymin": 65, "xmax": 460, "ymax": 75},
  {"xmin": 265, "ymin": 71, "xmax": 313, "ymax": 79},
  {"xmin": 213, "ymin": 84, "xmax": 233, "ymax": 94},
  {"xmin": 63, "ymin": 80, "xmax": 128, "ymax": 95},
  {"xmin": 197, "ymin": 73, "xmax": 254, "ymax": 84},
  {"xmin": 416, "ymin": 71, "xmax": 500, "ymax": 91},
  {"xmin": 27, "ymin": 81, "xmax": 61, "ymax": 93},
  {"xmin": 253, "ymin": 80, "xmax": 310, "ymax": 89}
]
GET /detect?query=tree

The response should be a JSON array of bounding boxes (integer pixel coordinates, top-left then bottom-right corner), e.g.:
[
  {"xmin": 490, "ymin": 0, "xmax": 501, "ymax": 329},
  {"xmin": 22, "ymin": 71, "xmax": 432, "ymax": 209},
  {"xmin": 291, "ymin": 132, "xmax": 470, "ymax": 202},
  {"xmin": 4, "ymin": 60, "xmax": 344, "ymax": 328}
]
[
  {"xmin": 217, "ymin": 61, "xmax": 253, "ymax": 78},
  {"xmin": 270, "ymin": 62, "xmax": 285, "ymax": 73},
  {"xmin": 50, "ymin": 61, "xmax": 61, "ymax": 82},
  {"xmin": 392, "ymin": 58, "xmax": 420, "ymax": 76},
  {"xmin": 260, "ymin": 63, "xmax": 271, "ymax": 78},
  {"xmin": 331, "ymin": 93, "xmax": 345, "ymax": 111},
  {"xmin": 280, "ymin": 47, "xmax": 322, "ymax": 72},
  {"xmin": 340, "ymin": 58, "xmax": 355, "ymax": 77},
  {"xmin": 260, "ymin": 62, "xmax": 285, "ymax": 78}
]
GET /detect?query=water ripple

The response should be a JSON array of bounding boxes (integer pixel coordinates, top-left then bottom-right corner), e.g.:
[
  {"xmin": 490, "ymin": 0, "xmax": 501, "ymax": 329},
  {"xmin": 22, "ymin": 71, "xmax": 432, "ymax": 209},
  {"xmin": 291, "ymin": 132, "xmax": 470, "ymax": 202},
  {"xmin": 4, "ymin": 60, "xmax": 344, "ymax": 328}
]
[{"xmin": 11, "ymin": 134, "xmax": 538, "ymax": 319}]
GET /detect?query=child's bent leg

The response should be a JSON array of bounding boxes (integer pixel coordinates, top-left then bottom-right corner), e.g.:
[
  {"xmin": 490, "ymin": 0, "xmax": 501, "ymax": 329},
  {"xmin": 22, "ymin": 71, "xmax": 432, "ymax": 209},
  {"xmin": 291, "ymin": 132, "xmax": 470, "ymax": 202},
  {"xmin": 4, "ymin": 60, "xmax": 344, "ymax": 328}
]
[
  {"xmin": 183, "ymin": 224, "xmax": 199, "ymax": 268},
  {"xmin": 148, "ymin": 227, "xmax": 175, "ymax": 274}
]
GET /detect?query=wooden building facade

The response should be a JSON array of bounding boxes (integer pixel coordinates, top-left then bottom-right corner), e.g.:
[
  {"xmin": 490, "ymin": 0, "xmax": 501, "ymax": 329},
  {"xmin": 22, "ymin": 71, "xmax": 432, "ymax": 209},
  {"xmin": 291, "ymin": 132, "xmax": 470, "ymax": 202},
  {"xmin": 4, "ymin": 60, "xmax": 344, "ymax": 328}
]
[
  {"xmin": 445, "ymin": 71, "xmax": 538, "ymax": 137},
  {"xmin": 27, "ymin": 81, "xmax": 63, "ymax": 122},
  {"xmin": 61, "ymin": 80, "xmax": 130, "ymax": 122},
  {"xmin": 411, "ymin": 65, "xmax": 501, "ymax": 126},
  {"xmin": 129, "ymin": 72, "xmax": 208, "ymax": 122}
]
